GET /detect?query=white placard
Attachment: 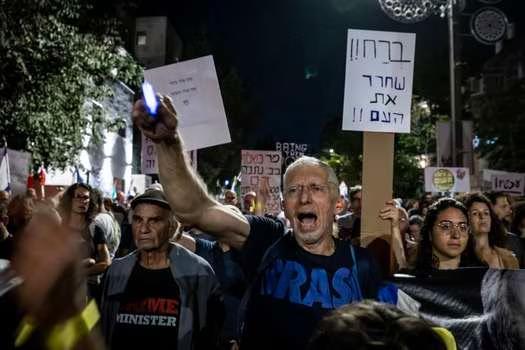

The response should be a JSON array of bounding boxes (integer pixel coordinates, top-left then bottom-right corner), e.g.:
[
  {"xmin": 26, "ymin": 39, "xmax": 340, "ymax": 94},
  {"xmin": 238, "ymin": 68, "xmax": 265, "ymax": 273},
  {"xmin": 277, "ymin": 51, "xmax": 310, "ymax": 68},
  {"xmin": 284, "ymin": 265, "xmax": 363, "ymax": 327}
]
[
  {"xmin": 342, "ymin": 29, "xmax": 416, "ymax": 133},
  {"xmin": 144, "ymin": 55, "xmax": 231, "ymax": 151},
  {"xmin": 141, "ymin": 134, "xmax": 158, "ymax": 175},
  {"xmin": 240, "ymin": 150, "xmax": 282, "ymax": 215},
  {"xmin": 490, "ymin": 172, "xmax": 525, "ymax": 196},
  {"xmin": 424, "ymin": 167, "xmax": 471, "ymax": 193},
  {"xmin": 7, "ymin": 149, "xmax": 30, "ymax": 195}
]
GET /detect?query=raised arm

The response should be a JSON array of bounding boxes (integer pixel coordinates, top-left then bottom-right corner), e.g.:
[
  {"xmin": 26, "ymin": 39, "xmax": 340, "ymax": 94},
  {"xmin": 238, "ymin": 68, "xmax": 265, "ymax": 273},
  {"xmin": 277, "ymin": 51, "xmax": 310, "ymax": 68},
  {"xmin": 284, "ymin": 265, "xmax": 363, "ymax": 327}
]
[
  {"xmin": 379, "ymin": 200, "xmax": 408, "ymax": 270},
  {"xmin": 132, "ymin": 96, "xmax": 250, "ymax": 249}
]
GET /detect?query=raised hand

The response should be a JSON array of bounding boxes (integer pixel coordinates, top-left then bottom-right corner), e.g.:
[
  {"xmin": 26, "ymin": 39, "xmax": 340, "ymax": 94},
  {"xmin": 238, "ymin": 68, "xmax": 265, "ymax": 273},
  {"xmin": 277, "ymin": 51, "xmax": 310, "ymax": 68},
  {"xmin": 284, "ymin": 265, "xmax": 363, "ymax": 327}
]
[{"xmin": 132, "ymin": 95, "xmax": 179, "ymax": 144}]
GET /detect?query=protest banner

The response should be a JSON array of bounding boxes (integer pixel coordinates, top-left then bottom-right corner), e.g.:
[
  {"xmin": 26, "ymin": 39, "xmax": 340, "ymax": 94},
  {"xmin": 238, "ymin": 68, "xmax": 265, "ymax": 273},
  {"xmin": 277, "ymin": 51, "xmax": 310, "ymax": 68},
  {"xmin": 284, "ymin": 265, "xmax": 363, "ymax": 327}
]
[
  {"xmin": 424, "ymin": 167, "xmax": 471, "ymax": 193},
  {"xmin": 483, "ymin": 169, "xmax": 525, "ymax": 196},
  {"xmin": 240, "ymin": 150, "xmax": 282, "ymax": 215},
  {"xmin": 394, "ymin": 268, "xmax": 525, "ymax": 350},
  {"xmin": 342, "ymin": 29, "xmax": 416, "ymax": 133},
  {"xmin": 275, "ymin": 142, "xmax": 308, "ymax": 167},
  {"xmin": 144, "ymin": 55, "xmax": 231, "ymax": 151}
]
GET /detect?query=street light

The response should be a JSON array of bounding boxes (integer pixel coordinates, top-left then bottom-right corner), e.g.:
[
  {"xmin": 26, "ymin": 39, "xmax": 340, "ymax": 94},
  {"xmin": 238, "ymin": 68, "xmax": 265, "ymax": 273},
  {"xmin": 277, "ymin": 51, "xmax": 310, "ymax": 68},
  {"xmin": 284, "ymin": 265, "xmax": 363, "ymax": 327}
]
[{"xmin": 378, "ymin": 0, "xmax": 458, "ymax": 166}]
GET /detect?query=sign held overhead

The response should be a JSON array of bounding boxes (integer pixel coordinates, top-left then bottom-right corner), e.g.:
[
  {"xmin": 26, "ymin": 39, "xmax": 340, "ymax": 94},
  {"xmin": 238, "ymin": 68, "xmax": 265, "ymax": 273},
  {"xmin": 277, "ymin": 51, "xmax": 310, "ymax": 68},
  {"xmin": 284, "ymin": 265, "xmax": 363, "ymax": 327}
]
[{"xmin": 342, "ymin": 29, "xmax": 416, "ymax": 133}]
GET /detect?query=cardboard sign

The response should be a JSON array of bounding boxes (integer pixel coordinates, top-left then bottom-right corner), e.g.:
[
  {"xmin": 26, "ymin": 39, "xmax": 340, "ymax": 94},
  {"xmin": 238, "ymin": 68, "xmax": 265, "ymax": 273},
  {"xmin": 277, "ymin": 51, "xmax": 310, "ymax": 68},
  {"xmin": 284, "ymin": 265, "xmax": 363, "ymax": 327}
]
[
  {"xmin": 240, "ymin": 150, "xmax": 282, "ymax": 215},
  {"xmin": 342, "ymin": 29, "xmax": 416, "ymax": 133},
  {"xmin": 490, "ymin": 172, "xmax": 525, "ymax": 196},
  {"xmin": 144, "ymin": 55, "xmax": 231, "ymax": 151},
  {"xmin": 424, "ymin": 167, "xmax": 471, "ymax": 193}
]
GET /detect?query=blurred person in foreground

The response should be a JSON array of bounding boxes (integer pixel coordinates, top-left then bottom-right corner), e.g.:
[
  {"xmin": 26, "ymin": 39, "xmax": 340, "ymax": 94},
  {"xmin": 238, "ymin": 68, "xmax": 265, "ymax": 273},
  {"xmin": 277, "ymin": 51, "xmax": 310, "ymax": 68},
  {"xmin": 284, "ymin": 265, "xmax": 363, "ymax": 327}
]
[{"xmin": 308, "ymin": 300, "xmax": 456, "ymax": 350}]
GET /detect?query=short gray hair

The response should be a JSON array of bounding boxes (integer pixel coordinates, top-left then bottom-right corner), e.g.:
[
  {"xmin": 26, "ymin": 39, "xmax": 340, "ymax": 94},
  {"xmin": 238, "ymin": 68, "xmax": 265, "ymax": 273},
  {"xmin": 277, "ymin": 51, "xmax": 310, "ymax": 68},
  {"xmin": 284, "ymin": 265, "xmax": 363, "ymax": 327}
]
[{"xmin": 283, "ymin": 156, "xmax": 339, "ymax": 197}]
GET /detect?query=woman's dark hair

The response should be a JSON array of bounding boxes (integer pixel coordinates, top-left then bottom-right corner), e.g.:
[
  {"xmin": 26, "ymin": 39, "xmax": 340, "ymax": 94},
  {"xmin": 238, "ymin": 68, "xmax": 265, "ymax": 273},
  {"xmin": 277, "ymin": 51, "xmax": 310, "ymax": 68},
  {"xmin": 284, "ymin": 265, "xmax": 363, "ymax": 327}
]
[
  {"xmin": 57, "ymin": 183, "xmax": 97, "ymax": 223},
  {"xmin": 308, "ymin": 300, "xmax": 447, "ymax": 350},
  {"xmin": 415, "ymin": 197, "xmax": 481, "ymax": 273},
  {"xmin": 461, "ymin": 192, "xmax": 506, "ymax": 248},
  {"xmin": 510, "ymin": 203, "xmax": 525, "ymax": 236}
]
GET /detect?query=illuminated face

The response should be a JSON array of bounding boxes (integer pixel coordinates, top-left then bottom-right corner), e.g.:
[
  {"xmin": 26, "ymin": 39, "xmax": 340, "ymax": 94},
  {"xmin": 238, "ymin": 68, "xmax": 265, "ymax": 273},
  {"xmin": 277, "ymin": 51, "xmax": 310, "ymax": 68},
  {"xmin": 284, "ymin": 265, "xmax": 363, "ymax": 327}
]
[
  {"xmin": 468, "ymin": 201, "xmax": 491, "ymax": 235},
  {"xmin": 431, "ymin": 207, "xmax": 469, "ymax": 262},
  {"xmin": 493, "ymin": 196, "xmax": 512, "ymax": 224},
  {"xmin": 283, "ymin": 165, "xmax": 337, "ymax": 249},
  {"xmin": 132, "ymin": 203, "xmax": 173, "ymax": 252},
  {"xmin": 72, "ymin": 187, "xmax": 90, "ymax": 215}
]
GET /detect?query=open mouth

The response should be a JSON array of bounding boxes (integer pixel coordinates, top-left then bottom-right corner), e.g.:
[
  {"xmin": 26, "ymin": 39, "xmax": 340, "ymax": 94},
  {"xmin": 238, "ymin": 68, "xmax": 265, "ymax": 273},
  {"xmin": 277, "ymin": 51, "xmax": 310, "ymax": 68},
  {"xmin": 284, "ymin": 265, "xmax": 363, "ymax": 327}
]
[{"xmin": 297, "ymin": 212, "xmax": 318, "ymax": 231}]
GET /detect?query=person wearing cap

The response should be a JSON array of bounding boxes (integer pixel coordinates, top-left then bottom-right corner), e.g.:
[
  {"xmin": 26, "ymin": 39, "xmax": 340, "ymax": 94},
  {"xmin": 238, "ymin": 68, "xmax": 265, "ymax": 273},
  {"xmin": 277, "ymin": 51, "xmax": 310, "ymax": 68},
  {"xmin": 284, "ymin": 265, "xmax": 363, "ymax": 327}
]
[
  {"xmin": 99, "ymin": 189, "xmax": 223, "ymax": 350},
  {"xmin": 132, "ymin": 95, "xmax": 383, "ymax": 350}
]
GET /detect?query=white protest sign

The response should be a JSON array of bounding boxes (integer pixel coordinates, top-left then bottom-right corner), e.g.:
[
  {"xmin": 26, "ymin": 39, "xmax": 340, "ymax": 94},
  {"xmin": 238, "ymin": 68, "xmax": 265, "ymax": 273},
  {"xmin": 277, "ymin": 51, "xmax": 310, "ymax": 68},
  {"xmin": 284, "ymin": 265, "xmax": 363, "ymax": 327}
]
[
  {"xmin": 241, "ymin": 150, "xmax": 282, "ymax": 215},
  {"xmin": 490, "ymin": 172, "xmax": 525, "ymax": 196},
  {"xmin": 424, "ymin": 167, "xmax": 470, "ymax": 193},
  {"xmin": 275, "ymin": 142, "xmax": 308, "ymax": 168},
  {"xmin": 141, "ymin": 134, "xmax": 158, "ymax": 174},
  {"xmin": 7, "ymin": 149, "xmax": 30, "ymax": 195},
  {"xmin": 343, "ymin": 29, "xmax": 416, "ymax": 133},
  {"xmin": 144, "ymin": 55, "xmax": 231, "ymax": 151}
]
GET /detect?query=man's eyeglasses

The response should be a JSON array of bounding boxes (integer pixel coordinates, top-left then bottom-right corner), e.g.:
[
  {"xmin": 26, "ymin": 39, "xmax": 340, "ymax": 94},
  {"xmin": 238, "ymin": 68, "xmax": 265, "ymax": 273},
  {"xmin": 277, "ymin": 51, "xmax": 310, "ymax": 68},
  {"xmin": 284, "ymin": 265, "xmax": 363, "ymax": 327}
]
[
  {"xmin": 284, "ymin": 183, "xmax": 333, "ymax": 198},
  {"xmin": 435, "ymin": 220, "xmax": 469, "ymax": 235}
]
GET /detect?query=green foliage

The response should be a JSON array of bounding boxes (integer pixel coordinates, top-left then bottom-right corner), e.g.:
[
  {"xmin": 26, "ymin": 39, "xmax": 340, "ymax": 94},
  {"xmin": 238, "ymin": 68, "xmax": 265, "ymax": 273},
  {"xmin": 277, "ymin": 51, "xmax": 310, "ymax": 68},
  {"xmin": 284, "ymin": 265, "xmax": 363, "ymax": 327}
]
[
  {"xmin": 471, "ymin": 79, "xmax": 525, "ymax": 172},
  {"xmin": 0, "ymin": 0, "xmax": 143, "ymax": 169}
]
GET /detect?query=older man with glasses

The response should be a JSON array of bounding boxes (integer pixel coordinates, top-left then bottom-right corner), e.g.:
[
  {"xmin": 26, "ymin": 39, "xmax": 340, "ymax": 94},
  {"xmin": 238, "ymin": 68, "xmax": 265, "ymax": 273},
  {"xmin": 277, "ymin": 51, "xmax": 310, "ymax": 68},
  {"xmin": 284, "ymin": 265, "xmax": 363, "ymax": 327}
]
[{"xmin": 132, "ymin": 95, "xmax": 383, "ymax": 350}]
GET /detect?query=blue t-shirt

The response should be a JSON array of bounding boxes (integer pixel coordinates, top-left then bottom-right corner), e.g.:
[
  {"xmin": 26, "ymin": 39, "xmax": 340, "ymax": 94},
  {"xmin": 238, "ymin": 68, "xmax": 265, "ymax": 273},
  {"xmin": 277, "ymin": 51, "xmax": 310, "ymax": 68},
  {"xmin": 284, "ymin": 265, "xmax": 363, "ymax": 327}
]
[{"xmin": 241, "ymin": 215, "xmax": 382, "ymax": 350}]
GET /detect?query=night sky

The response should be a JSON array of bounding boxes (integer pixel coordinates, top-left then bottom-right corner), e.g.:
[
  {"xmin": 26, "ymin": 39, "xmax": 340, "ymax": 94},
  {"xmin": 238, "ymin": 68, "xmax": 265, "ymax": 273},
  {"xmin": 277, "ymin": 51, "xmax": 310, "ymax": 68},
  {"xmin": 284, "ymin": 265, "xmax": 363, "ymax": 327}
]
[{"xmin": 142, "ymin": 0, "xmax": 521, "ymax": 150}]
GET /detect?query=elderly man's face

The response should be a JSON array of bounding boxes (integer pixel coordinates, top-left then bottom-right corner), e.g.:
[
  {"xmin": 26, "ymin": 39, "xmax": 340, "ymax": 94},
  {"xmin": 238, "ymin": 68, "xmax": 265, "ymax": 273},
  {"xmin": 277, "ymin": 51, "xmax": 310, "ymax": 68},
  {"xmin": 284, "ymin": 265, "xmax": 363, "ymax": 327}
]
[
  {"xmin": 283, "ymin": 165, "xmax": 337, "ymax": 249},
  {"xmin": 132, "ymin": 203, "xmax": 173, "ymax": 251}
]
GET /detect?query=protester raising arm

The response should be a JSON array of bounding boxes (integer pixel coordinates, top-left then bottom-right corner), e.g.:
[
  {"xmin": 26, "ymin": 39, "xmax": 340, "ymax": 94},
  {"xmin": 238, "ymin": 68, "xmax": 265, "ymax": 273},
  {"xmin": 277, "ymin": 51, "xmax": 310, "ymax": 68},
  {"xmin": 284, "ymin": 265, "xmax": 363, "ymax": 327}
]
[
  {"xmin": 379, "ymin": 200, "xmax": 408, "ymax": 270},
  {"xmin": 132, "ymin": 96, "xmax": 250, "ymax": 249}
]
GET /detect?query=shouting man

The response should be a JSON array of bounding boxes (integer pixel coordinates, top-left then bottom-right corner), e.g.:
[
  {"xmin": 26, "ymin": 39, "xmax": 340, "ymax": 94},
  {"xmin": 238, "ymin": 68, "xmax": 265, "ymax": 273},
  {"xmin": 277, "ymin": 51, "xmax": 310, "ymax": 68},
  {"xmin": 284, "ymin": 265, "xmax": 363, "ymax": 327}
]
[{"xmin": 132, "ymin": 95, "xmax": 383, "ymax": 349}]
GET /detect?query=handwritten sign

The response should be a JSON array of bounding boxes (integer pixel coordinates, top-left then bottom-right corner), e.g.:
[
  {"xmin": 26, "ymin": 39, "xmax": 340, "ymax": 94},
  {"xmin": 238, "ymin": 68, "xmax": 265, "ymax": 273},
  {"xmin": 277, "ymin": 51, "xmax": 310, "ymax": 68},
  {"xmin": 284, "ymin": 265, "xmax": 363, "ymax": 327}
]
[
  {"xmin": 424, "ymin": 167, "xmax": 470, "ymax": 193},
  {"xmin": 490, "ymin": 172, "xmax": 525, "ymax": 196},
  {"xmin": 144, "ymin": 55, "xmax": 231, "ymax": 151},
  {"xmin": 141, "ymin": 134, "xmax": 158, "ymax": 174},
  {"xmin": 275, "ymin": 142, "xmax": 308, "ymax": 167},
  {"xmin": 240, "ymin": 150, "xmax": 282, "ymax": 215},
  {"xmin": 342, "ymin": 29, "xmax": 416, "ymax": 133}
]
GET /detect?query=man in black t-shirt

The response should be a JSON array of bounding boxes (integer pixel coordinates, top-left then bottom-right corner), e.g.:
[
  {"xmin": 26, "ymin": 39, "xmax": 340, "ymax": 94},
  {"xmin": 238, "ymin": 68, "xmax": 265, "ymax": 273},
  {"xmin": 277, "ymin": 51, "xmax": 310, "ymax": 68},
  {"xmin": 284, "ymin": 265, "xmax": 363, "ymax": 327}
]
[{"xmin": 132, "ymin": 96, "xmax": 383, "ymax": 349}]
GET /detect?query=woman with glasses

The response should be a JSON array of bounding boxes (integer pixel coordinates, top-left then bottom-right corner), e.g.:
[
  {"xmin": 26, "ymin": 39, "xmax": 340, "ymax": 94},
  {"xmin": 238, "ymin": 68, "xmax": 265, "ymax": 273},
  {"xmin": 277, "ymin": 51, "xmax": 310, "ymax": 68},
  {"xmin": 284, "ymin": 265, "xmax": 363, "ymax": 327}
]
[
  {"xmin": 462, "ymin": 192, "xmax": 518, "ymax": 269},
  {"xmin": 415, "ymin": 198, "xmax": 481, "ymax": 273}
]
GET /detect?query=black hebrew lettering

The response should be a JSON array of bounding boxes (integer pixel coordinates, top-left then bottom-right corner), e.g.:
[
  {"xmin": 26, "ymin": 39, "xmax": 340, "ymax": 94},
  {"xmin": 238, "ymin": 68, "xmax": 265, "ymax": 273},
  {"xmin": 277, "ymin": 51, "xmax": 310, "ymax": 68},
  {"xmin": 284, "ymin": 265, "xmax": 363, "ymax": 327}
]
[
  {"xmin": 375, "ymin": 75, "xmax": 384, "ymax": 88},
  {"xmin": 394, "ymin": 77, "xmax": 405, "ymax": 90},
  {"xmin": 146, "ymin": 145, "xmax": 155, "ymax": 156},
  {"xmin": 392, "ymin": 113, "xmax": 404, "ymax": 124},
  {"xmin": 385, "ymin": 94, "xmax": 397, "ymax": 106},
  {"xmin": 371, "ymin": 93, "xmax": 384, "ymax": 104},
  {"xmin": 363, "ymin": 74, "xmax": 372, "ymax": 86},
  {"xmin": 363, "ymin": 39, "xmax": 377, "ymax": 58},
  {"xmin": 385, "ymin": 76, "xmax": 393, "ymax": 88},
  {"xmin": 391, "ymin": 41, "xmax": 411, "ymax": 63},
  {"xmin": 381, "ymin": 112, "xmax": 391, "ymax": 123},
  {"xmin": 378, "ymin": 40, "xmax": 391, "ymax": 63},
  {"xmin": 371, "ymin": 110, "xmax": 380, "ymax": 122}
]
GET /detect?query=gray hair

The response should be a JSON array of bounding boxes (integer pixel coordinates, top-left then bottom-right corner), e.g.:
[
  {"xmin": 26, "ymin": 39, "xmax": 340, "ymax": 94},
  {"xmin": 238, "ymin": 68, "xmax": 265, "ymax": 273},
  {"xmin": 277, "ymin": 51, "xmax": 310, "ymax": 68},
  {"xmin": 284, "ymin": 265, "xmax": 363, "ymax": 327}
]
[{"xmin": 284, "ymin": 156, "xmax": 339, "ymax": 197}]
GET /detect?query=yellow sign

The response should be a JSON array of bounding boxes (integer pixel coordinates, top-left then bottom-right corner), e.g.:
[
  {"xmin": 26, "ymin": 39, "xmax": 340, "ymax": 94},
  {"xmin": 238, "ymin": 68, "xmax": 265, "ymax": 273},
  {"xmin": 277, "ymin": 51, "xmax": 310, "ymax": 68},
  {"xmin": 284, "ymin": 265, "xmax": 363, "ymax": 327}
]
[{"xmin": 432, "ymin": 168, "xmax": 455, "ymax": 192}]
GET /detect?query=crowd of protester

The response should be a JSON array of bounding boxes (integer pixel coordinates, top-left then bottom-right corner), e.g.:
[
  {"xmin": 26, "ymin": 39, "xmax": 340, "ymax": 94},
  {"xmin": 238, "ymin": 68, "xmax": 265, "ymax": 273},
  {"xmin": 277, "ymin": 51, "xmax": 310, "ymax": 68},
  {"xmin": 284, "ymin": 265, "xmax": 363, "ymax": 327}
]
[{"xmin": 0, "ymin": 94, "xmax": 524, "ymax": 350}]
